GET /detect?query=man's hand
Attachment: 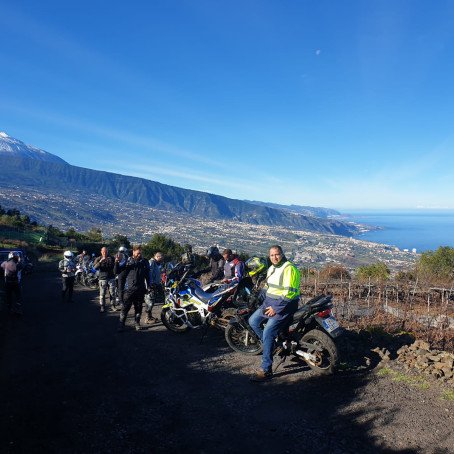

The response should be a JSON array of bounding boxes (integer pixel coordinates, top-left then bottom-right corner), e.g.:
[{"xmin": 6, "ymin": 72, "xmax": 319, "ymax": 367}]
[{"xmin": 264, "ymin": 306, "xmax": 276, "ymax": 317}]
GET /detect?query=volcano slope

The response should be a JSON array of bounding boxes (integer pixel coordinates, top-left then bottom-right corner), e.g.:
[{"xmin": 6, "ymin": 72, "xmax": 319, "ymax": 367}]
[{"xmin": 0, "ymin": 270, "xmax": 453, "ymax": 453}]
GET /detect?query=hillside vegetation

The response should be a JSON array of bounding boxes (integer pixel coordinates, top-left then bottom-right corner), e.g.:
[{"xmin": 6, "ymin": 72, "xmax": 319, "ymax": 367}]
[{"xmin": 1, "ymin": 154, "xmax": 358, "ymax": 235}]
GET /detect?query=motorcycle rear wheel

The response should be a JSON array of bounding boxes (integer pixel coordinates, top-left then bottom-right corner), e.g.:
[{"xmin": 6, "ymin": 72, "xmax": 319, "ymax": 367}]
[
  {"xmin": 300, "ymin": 329, "xmax": 338, "ymax": 375},
  {"xmin": 225, "ymin": 324, "xmax": 262, "ymax": 355},
  {"xmin": 161, "ymin": 307, "xmax": 190, "ymax": 333}
]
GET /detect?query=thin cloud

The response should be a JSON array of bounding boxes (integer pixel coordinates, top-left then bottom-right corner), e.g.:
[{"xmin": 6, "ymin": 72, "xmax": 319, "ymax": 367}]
[
  {"xmin": 2, "ymin": 102, "xmax": 231, "ymax": 170},
  {"xmin": 116, "ymin": 163, "xmax": 255, "ymax": 192}
]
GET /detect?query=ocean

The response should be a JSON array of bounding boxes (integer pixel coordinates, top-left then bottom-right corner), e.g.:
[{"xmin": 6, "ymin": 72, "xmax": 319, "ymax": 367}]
[{"xmin": 343, "ymin": 210, "xmax": 454, "ymax": 253}]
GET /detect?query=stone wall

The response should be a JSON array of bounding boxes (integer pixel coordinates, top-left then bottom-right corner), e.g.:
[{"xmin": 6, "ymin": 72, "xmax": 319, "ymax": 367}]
[{"xmin": 395, "ymin": 340, "xmax": 454, "ymax": 385}]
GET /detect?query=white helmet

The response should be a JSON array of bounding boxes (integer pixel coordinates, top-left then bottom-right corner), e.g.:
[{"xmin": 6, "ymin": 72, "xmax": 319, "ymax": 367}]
[
  {"xmin": 8, "ymin": 251, "xmax": 20, "ymax": 260},
  {"xmin": 118, "ymin": 246, "xmax": 128, "ymax": 253},
  {"xmin": 64, "ymin": 250, "xmax": 74, "ymax": 258}
]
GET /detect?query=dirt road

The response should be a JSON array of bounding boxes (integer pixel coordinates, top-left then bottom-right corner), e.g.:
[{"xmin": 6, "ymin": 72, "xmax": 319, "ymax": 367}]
[{"xmin": 1, "ymin": 272, "xmax": 453, "ymax": 453}]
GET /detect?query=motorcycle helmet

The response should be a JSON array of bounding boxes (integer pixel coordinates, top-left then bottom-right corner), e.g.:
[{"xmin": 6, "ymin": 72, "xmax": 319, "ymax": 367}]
[
  {"xmin": 245, "ymin": 257, "xmax": 267, "ymax": 277},
  {"xmin": 8, "ymin": 251, "xmax": 20, "ymax": 260},
  {"xmin": 64, "ymin": 250, "xmax": 74, "ymax": 259},
  {"xmin": 181, "ymin": 252, "xmax": 194, "ymax": 265},
  {"xmin": 118, "ymin": 246, "xmax": 128, "ymax": 254},
  {"xmin": 206, "ymin": 246, "xmax": 219, "ymax": 259}
]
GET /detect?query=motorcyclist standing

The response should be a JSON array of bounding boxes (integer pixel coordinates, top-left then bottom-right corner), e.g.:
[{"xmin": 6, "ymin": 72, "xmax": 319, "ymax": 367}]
[
  {"xmin": 145, "ymin": 251, "xmax": 165, "ymax": 323},
  {"xmin": 58, "ymin": 251, "xmax": 76, "ymax": 303},
  {"xmin": 205, "ymin": 246, "xmax": 225, "ymax": 283},
  {"xmin": 93, "ymin": 247, "xmax": 116, "ymax": 313},
  {"xmin": 249, "ymin": 245, "xmax": 301, "ymax": 382},
  {"xmin": 1, "ymin": 251, "xmax": 24, "ymax": 315},
  {"xmin": 115, "ymin": 245, "xmax": 150, "ymax": 332},
  {"xmin": 115, "ymin": 246, "xmax": 129, "ymax": 310}
]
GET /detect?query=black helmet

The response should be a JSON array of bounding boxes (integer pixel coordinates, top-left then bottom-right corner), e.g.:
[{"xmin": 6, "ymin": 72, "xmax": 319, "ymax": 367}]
[
  {"xmin": 206, "ymin": 246, "xmax": 219, "ymax": 259},
  {"xmin": 245, "ymin": 257, "xmax": 267, "ymax": 277}
]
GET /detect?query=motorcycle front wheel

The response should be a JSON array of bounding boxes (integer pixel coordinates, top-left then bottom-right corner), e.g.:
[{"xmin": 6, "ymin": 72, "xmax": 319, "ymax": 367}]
[
  {"xmin": 160, "ymin": 307, "xmax": 190, "ymax": 333},
  {"xmin": 300, "ymin": 329, "xmax": 338, "ymax": 375},
  {"xmin": 224, "ymin": 323, "xmax": 262, "ymax": 355}
]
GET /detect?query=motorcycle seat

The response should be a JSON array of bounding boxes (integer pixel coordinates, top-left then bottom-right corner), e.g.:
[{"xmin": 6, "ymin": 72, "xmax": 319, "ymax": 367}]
[
  {"xmin": 192, "ymin": 287, "xmax": 215, "ymax": 303},
  {"xmin": 308, "ymin": 295, "xmax": 332, "ymax": 309},
  {"xmin": 292, "ymin": 304, "xmax": 311, "ymax": 322},
  {"xmin": 192, "ymin": 284, "xmax": 232, "ymax": 304}
]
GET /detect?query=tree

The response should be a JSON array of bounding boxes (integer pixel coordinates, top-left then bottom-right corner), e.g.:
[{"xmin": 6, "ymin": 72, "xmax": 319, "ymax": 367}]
[
  {"xmin": 46, "ymin": 224, "xmax": 64, "ymax": 237},
  {"xmin": 417, "ymin": 246, "xmax": 454, "ymax": 282},
  {"xmin": 85, "ymin": 228, "xmax": 103, "ymax": 242},
  {"xmin": 395, "ymin": 270, "xmax": 417, "ymax": 282},
  {"xmin": 64, "ymin": 227, "xmax": 88, "ymax": 241},
  {"xmin": 319, "ymin": 264, "xmax": 351, "ymax": 280},
  {"xmin": 20, "ymin": 215, "xmax": 31, "ymax": 225},
  {"xmin": 6, "ymin": 208, "xmax": 20, "ymax": 217},
  {"xmin": 356, "ymin": 262, "xmax": 390, "ymax": 282},
  {"xmin": 142, "ymin": 234, "xmax": 186, "ymax": 261},
  {"xmin": 109, "ymin": 234, "xmax": 131, "ymax": 251}
]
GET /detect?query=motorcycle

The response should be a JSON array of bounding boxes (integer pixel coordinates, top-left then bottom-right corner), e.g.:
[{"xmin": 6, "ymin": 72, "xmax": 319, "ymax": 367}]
[
  {"xmin": 74, "ymin": 261, "xmax": 97, "ymax": 288},
  {"xmin": 225, "ymin": 294, "xmax": 343, "ymax": 375},
  {"xmin": 74, "ymin": 263, "xmax": 85, "ymax": 286},
  {"xmin": 160, "ymin": 265, "xmax": 241, "ymax": 333}
]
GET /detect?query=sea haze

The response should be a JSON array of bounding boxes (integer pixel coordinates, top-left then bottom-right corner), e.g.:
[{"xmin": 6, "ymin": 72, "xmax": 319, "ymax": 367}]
[{"xmin": 344, "ymin": 210, "xmax": 454, "ymax": 253}]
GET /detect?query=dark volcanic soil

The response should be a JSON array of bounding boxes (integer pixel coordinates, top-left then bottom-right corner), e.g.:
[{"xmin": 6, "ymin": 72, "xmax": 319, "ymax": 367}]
[{"xmin": 1, "ymin": 271, "xmax": 453, "ymax": 454}]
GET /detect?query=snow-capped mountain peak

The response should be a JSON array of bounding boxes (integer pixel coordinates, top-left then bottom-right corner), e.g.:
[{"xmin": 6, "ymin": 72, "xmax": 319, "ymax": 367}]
[{"xmin": 0, "ymin": 132, "xmax": 67, "ymax": 164}]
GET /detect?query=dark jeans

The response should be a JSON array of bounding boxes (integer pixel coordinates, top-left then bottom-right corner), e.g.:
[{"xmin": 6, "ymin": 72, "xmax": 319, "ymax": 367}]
[
  {"xmin": 5, "ymin": 282, "xmax": 22, "ymax": 313},
  {"xmin": 116, "ymin": 274, "xmax": 126, "ymax": 305},
  {"xmin": 62, "ymin": 276, "xmax": 75, "ymax": 301},
  {"xmin": 120, "ymin": 289, "xmax": 145, "ymax": 325}
]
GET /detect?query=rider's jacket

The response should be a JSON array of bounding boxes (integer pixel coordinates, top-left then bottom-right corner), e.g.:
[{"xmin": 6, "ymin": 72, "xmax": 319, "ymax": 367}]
[
  {"xmin": 58, "ymin": 258, "xmax": 76, "ymax": 278},
  {"xmin": 209, "ymin": 256, "xmax": 225, "ymax": 282},
  {"xmin": 115, "ymin": 257, "xmax": 150, "ymax": 293},
  {"xmin": 1, "ymin": 258, "xmax": 24, "ymax": 284},
  {"xmin": 223, "ymin": 257, "xmax": 245, "ymax": 283},
  {"xmin": 149, "ymin": 258, "xmax": 163, "ymax": 286},
  {"xmin": 263, "ymin": 259, "xmax": 300, "ymax": 320},
  {"xmin": 93, "ymin": 255, "xmax": 115, "ymax": 280}
]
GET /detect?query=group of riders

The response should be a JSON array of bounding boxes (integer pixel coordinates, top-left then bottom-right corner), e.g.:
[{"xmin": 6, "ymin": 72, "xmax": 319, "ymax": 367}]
[
  {"xmin": 0, "ymin": 242, "xmax": 301, "ymax": 382},
  {"xmin": 58, "ymin": 243, "xmax": 301, "ymax": 381},
  {"xmin": 58, "ymin": 245, "xmax": 250, "ymax": 325}
]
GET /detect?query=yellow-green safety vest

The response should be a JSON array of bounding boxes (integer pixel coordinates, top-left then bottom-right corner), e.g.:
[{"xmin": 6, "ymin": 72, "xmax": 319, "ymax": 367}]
[{"xmin": 265, "ymin": 261, "xmax": 300, "ymax": 301}]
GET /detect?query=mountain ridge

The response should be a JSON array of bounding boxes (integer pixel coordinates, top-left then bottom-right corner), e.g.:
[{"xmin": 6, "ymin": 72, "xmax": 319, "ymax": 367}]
[{"xmin": 0, "ymin": 132, "xmax": 359, "ymax": 236}]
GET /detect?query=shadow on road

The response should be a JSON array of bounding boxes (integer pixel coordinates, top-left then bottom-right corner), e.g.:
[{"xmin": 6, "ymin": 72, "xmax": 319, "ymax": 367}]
[{"xmin": 0, "ymin": 272, "xmax": 423, "ymax": 453}]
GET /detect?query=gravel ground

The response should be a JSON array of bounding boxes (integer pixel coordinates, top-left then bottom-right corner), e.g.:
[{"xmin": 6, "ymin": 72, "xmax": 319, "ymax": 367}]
[{"xmin": 1, "ymin": 272, "xmax": 453, "ymax": 454}]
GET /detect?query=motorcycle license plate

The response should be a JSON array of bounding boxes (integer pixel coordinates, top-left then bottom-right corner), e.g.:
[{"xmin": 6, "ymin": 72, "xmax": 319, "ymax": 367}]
[{"xmin": 322, "ymin": 316, "xmax": 339, "ymax": 333}]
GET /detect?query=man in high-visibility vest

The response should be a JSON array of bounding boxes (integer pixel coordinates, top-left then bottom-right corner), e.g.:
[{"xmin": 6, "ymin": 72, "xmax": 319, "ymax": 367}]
[{"xmin": 249, "ymin": 245, "xmax": 301, "ymax": 382}]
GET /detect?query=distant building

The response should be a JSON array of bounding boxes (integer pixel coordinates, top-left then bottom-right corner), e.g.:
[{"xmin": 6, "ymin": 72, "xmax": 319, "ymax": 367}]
[{"xmin": 412, "ymin": 248, "xmax": 417, "ymax": 254}]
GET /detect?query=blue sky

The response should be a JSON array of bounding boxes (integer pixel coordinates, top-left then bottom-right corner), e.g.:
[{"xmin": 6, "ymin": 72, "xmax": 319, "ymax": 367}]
[{"xmin": 1, "ymin": 0, "xmax": 454, "ymax": 210}]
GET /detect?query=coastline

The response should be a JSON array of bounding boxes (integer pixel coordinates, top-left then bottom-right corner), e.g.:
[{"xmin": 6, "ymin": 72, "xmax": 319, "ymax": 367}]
[{"xmin": 337, "ymin": 209, "xmax": 454, "ymax": 253}]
